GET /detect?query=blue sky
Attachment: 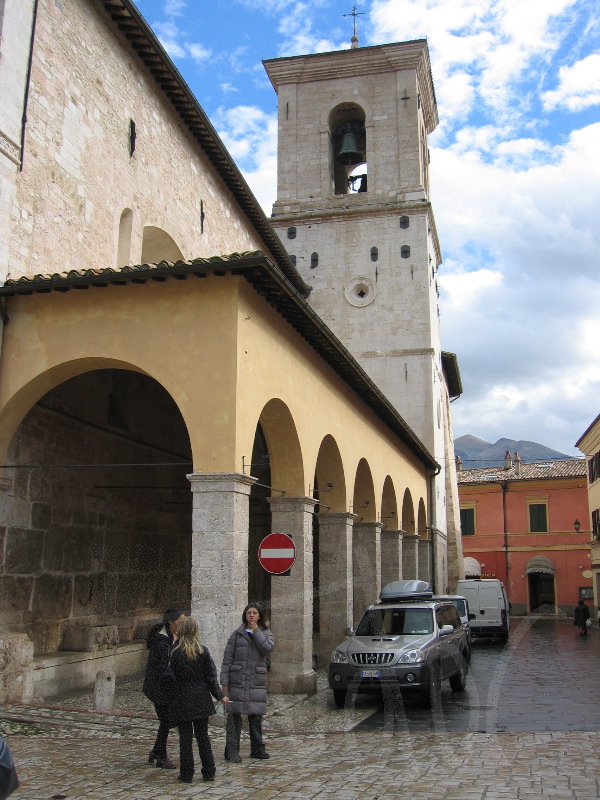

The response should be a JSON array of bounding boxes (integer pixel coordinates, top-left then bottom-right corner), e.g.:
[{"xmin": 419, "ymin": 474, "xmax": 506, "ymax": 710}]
[{"xmin": 134, "ymin": 0, "xmax": 600, "ymax": 457}]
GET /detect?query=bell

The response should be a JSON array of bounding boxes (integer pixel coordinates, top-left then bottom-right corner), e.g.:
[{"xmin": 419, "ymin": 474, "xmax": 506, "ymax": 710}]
[{"xmin": 336, "ymin": 127, "xmax": 363, "ymax": 166}]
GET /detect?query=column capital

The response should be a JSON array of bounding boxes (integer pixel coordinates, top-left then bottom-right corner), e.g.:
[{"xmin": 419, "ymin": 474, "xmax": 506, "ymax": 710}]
[
  {"xmin": 267, "ymin": 495, "xmax": 318, "ymax": 513},
  {"xmin": 353, "ymin": 520, "xmax": 384, "ymax": 531},
  {"xmin": 317, "ymin": 511, "xmax": 358, "ymax": 525},
  {"xmin": 187, "ymin": 472, "xmax": 256, "ymax": 494}
]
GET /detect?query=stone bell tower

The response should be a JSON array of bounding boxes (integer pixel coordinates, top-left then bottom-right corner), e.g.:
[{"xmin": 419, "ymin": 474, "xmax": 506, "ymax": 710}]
[{"xmin": 263, "ymin": 39, "xmax": 464, "ymax": 589}]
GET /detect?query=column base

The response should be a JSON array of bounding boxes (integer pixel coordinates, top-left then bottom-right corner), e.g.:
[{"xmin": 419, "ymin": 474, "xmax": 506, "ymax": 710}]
[{"xmin": 269, "ymin": 669, "xmax": 317, "ymax": 695}]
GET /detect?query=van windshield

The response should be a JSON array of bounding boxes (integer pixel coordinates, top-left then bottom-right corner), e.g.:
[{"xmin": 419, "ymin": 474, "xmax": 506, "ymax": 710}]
[{"xmin": 356, "ymin": 608, "xmax": 434, "ymax": 636}]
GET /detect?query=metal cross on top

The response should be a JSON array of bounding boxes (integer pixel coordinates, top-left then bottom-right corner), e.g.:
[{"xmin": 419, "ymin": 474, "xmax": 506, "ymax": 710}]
[{"xmin": 343, "ymin": 5, "xmax": 364, "ymax": 39}]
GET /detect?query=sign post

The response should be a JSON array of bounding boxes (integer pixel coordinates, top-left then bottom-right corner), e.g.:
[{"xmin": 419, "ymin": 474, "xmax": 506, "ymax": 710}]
[{"xmin": 258, "ymin": 532, "xmax": 296, "ymax": 574}]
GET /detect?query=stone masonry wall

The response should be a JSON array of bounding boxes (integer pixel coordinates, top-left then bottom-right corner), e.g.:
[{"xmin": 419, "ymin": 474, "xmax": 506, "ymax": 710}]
[{"xmin": 5, "ymin": 0, "xmax": 268, "ymax": 283}]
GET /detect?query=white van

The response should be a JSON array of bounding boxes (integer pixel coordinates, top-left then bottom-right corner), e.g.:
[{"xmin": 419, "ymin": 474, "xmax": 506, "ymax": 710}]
[{"xmin": 456, "ymin": 579, "xmax": 510, "ymax": 643}]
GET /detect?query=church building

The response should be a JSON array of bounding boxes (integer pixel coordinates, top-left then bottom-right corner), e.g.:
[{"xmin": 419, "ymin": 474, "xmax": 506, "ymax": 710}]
[{"xmin": 0, "ymin": 0, "xmax": 463, "ymax": 702}]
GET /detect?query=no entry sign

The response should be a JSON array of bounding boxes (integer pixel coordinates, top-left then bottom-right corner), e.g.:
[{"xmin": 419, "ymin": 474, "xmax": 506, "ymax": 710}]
[{"xmin": 258, "ymin": 532, "xmax": 296, "ymax": 574}]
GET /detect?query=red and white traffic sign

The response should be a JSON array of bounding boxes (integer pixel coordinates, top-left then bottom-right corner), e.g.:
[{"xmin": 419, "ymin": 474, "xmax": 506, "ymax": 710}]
[{"xmin": 258, "ymin": 532, "xmax": 296, "ymax": 574}]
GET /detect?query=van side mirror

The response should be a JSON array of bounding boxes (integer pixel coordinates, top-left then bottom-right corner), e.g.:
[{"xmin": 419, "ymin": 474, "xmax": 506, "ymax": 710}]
[
  {"xmin": 344, "ymin": 626, "xmax": 354, "ymax": 637},
  {"xmin": 439, "ymin": 624, "xmax": 454, "ymax": 636}
]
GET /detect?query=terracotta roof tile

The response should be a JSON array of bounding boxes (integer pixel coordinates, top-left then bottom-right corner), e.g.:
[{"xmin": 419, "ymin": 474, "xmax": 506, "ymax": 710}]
[{"xmin": 457, "ymin": 459, "xmax": 586, "ymax": 484}]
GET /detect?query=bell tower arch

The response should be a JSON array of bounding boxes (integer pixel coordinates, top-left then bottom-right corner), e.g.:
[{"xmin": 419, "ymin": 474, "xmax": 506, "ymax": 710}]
[{"xmin": 264, "ymin": 40, "xmax": 464, "ymax": 590}]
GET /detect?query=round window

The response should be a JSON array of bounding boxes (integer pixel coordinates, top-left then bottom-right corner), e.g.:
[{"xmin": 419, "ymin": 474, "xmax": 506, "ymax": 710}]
[{"xmin": 344, "ymin": 277, "xmax": 376, "ymax": 307}]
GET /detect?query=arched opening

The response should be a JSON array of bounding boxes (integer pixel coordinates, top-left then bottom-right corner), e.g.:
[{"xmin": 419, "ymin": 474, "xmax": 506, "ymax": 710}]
[
  {"xmin": 352, "ymin": 459, "xmax": 377, "ymax": 619},
  {"xmin": 141, "ymin": 225, "xmax": 184, "ymax": 264},
  {"xmin": 329, "ymin": 103, "xmax": 367, "ymax": 196},
  {"xmin": 117, "ymin": 208, "xmax": 133, "ymax": 267},
  {"xmin": 526, "ymin": 556, "xmax": 556, "ymax": 613},
  {"xmin": 1, "ymin": 368, "xmax": 192, "ymax": 686},
  {"xmin": 247, "ymin": 423, "xmax": 272, "ymax": 614}
]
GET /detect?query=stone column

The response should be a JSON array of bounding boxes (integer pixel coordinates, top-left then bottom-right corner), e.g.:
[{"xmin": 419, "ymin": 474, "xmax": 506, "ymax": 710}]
[
  {"xmin": 381, "ymin": 529, "xmax": 404, "ymax": 588},
  {"xmin": 402, "ymin": 534, "xmax": 420, "ymax": 581},
  {"xmin": 418, "ymin": 537, "xmax": 432, "ymax": 583},
  {"xmin": 316, "ymin": 512, "xmax": 356, "ymax": 669},
  {"xmin": 268, "ymin": 496, "xmax": 317, "ymax": 694},
  {"xmin": 353, "ymin": 521, "xmax": 383, "ymax": 622},
  {"xmin": 188, "ymin": 472, "xmax": 256, "ymax": 671}
]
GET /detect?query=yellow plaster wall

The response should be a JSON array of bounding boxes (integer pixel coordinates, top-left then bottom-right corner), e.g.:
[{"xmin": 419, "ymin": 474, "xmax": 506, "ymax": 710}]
[{"xmin": 0, "ymin": 276, "xmax": 430, "ymax": 517}]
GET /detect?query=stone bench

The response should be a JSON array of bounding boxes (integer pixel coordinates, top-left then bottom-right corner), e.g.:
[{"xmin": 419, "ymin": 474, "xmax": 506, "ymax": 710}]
[{"xmin": 62, "ymin": 625, "xmax": 119, "ymax": 652}]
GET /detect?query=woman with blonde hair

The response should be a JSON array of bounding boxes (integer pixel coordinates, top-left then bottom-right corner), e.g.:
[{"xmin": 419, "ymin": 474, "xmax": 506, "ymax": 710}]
[{"xmin": 170, "ymin": 617, "xmax": 228, "ymax": 784}]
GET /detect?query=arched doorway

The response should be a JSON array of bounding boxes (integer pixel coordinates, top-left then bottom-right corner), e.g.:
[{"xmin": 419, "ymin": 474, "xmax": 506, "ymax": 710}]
[{"xmin": 526, "ymin": 556, "xmax": 556, "ymax": 613}]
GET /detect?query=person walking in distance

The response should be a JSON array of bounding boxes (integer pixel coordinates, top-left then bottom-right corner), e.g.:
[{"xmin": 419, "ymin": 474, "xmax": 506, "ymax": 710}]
[
  {"xmin": 573, "ymin": 599, "xmax": 591, "ymax": 636},
  {"xmin": 220, "ymin": 603, "xmax": 275, "ymax": 762}
]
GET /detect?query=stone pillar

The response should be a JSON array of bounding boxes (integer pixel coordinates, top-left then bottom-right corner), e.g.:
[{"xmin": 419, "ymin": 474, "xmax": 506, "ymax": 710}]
[
  {"xmin": 316, "ymin": 512, "xmax": 356, "ymax": 669},
  {"xmin": 402, "ymin": 534, "xmax": 420, "ymax": 581},
  {"xmin": 381, "ymin": 529, "xmax": 404, "ymax": 588},
  {"xmin": 418, "ymin": 537, "xmax": 431, "ymax": 583},
  {"xmin": 268, "ymin": 496, "xmax": 317, "ymax": 694},
  {"xmin": 353, "ymin": 521, "xmax": 383, "ymax": 622},
  {"xmin": 188, "ymin": 472, "xmax": 256, "ymax": 671}
]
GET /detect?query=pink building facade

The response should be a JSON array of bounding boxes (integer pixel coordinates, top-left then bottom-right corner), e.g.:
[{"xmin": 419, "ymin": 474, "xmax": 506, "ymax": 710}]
[{"xmin": 457, "ymin": 457, "xmax": 592, "ymax": 617}]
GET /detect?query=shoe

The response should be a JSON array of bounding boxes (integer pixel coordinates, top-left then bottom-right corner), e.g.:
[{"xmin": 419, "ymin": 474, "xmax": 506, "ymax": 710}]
[
  {"xmin": 148, "ymin": 750, "xmax": 159, "ymax": 765},
  {"xmin": 156, "ymin": 756, "xmax": 176, "ymax": 769},
  {"xmin": 225, "ymin": 754, "xmax": 242, "ymax": 763},
  {"xmin": 203, "ymin": 775, "xmax": 215, "ymax": 782},
  {"xmin": 177, "ymin": 775, "xmax": 193, "ymax": 784},
  {"xmin": 250, "ymin": 752, "xmax": 270, "ymax": 759}
]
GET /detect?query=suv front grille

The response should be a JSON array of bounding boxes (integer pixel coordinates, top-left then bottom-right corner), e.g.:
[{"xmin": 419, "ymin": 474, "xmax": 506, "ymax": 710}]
[{"xmin": 350, "ymin": 652, "xmax": 395, "ymax": 665}]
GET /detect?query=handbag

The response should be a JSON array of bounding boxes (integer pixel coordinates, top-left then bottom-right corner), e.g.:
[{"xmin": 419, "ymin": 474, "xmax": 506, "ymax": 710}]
[
  {"xmin": 158, "ymin": 646, "xmax": 176, "ymax": 692},
  {"xmin": 586, "ymin": 618, "xmax": 592, "ymax": 628},
  {"xmin": 0, "ymin": 734, "xmax": 19, "ymax": 800}
]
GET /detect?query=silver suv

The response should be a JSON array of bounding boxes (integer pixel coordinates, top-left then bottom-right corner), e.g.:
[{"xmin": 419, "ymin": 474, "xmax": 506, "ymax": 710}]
[{"xmin": 328, "ymin": 581, "xmax": 469, "ymax": 708}]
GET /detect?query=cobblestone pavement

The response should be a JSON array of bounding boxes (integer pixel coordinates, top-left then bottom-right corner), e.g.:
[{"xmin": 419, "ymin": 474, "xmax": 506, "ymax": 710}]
[{"xmin": 3, "ymin": 619, "xmax": 600, "ymax": 799}]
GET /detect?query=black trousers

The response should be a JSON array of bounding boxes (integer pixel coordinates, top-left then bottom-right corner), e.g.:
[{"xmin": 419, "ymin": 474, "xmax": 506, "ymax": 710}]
[
  {"xmin": 225, "ymin": 712, "xmax": 266, "ymax": 757},
  {"xmin": 178, "ymin": 717, "xmax": 215, "ymax": 780},
  {"xmin": 152, "ymin": 703, "xmax": 170, "ymax": 757}
]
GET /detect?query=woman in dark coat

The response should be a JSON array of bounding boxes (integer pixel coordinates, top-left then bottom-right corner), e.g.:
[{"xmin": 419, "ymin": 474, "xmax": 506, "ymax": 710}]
[
  {"xmin": 574, "ymin": 599, "xmax": 591, "ymax": 636},
  {"xmin": 170, "ymin": 616, "xmax": 228, "ymax": 784},
  {"xmin": 142, "ymin": 608, "xmax": 184, "ymax": 769},
  {"xmin": 220, "ymin": 602, "xmax": 275, "ymax": 762}
]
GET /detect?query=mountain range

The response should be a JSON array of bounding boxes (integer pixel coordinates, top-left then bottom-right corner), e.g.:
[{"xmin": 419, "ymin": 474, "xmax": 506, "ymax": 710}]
[{"xmin": 453, "ymin": 435, "xmax": 572, "ymax": 470}]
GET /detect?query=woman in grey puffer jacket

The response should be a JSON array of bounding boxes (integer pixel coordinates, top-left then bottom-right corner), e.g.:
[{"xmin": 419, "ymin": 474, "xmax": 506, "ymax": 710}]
[{"xmin": 220, "ymin": 603, "xmax": 275, "ymax": 762}]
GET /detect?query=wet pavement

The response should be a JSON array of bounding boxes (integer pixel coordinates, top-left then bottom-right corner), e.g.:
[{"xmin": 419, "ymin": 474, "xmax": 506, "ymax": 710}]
[{"xmin": 2, "ymin": 617, "xmax": 600, "ymax": 799}]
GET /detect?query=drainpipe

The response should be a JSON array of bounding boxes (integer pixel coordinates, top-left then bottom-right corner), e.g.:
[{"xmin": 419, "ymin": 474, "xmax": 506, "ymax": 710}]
[
  {"xmin": 429, "ymin": 463, "xmax": 441, "ymax": 592},
  {"xmin": 19, "ymin": 0, "xmax": 40, "ymax": 172},
  {"xmin": 501, "ymin": 480, "xmax": 510, "ymax": 600}
]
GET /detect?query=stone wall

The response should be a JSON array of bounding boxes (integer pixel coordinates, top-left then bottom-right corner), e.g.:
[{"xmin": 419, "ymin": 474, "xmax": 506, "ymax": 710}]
[{"xmin": 0, "ymin": 369, "xmax": 192, "ymax": 654}]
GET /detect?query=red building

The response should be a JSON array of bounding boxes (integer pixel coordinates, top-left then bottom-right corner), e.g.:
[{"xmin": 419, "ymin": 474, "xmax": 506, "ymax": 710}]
[{"xmin": 457, "ymin": 454, "xmax": 591, "ymax": 616}]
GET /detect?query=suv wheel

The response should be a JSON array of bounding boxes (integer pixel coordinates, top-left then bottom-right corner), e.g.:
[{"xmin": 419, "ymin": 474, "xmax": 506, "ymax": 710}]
[
  {"xmin": 449, "ymin": 657, "xmax": 467, "ymax": 692},
  {"xmin": 333, "ymin": 689, "xmax": 347, "ymax": 709},
  {"xmin": 421, "ymin": 662, "xmax": 442, "ymax": 708}
]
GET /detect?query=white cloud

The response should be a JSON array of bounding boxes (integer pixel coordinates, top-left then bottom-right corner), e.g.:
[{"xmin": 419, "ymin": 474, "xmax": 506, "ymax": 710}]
[
  {"xmin": 153, "ymin": 21, "xmax": 212, "ymax": 64},
  {"xmin": 542, "ymin": 53, "xmax": 600, "ymax": 111}
]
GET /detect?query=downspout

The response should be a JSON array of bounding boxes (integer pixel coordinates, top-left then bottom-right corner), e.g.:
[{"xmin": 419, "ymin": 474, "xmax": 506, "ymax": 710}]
[
  {"xmin": 501, "ymin": 480, "xmax": 510, "ymax": 600},
  {"xmin": 19, "ymin": 0, "xmax": 40, "ymax": 172},
  {"xmin": 429, "ymin": 463, "xmax": 441, "ymax": 592}
]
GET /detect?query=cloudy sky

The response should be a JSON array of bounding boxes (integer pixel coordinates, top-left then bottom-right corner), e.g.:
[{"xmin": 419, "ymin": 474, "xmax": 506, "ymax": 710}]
[{"xmin": 134, "ymin": 0, "xmax": 600, "ymax": 457}]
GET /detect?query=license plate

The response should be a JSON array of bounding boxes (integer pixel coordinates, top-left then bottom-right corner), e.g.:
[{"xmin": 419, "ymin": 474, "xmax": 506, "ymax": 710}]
[{"xmin": 360, "ymin": 669, "xmax": 382, "ymax": 678}]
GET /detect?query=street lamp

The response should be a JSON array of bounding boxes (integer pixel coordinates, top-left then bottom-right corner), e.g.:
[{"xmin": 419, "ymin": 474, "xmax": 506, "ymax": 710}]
[{"xmin": 573, "ymin": 519, "xmax": 581, "ymax": 532}]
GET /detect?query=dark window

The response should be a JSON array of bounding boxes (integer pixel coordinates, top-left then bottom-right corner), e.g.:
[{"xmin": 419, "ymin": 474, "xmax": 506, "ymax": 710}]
[
  {"xmin": 401, "ymin": 245, "xmax": 410, "ymax": 258},
  {"xmin": 370, "ymin": 247, "xmax": 378, "ymax": 262},
  {"xmin": 287, "ymin": 227, "xmax": 296, "ymax": 239},
  {"xmin": 592, "ymin": 509, "xmax": 600, "ymax": 539},
  {"xmin": 460, "ymin": 507, "xmax": 475, "ymax": 536},
  {"xmin": 129, "ymin": 119, "xmax": 136, "ymax": 157},
  {"xmin": 580, "ymin": 587, "xmax": 594, "ymax": 600},
  {"xmin": 311, "ymin": 252, "xmax": 318, "ymax": 268},
  {"xmin": 400, "ymin": 216, "xmax": 409, "ymax": 229},
  {"xmin": 529, "ymin": 503, "xmax": 548, "ymax": 533},
  {"xmin": 589, "ymin": 452, "xmax": 600, "ymax": 483}
]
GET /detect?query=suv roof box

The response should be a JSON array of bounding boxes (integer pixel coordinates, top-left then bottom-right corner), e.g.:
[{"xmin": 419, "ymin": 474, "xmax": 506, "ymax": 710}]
[{"xmin": 380, "ymin": 580, "xmax": 433, "ymax": 602}]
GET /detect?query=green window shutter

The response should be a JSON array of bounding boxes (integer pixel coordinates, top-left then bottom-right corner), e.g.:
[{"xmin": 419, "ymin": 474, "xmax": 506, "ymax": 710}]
[
  {"xmin": 529, "ymin": 503, "xmax": 548, "ymax": 532},
  {"xmin": 460, "ymin": 507, "xmax": 475, "ymax": 536}
]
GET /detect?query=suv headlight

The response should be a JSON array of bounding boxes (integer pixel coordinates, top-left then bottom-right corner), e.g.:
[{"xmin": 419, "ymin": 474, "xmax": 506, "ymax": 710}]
[
  {"xmin": 398, "ymin": 649, "xmax": 425, "ymax": 664},
  {"xmin": 331, "ymin": 649, "xmax": 348, "ymax": 664}
]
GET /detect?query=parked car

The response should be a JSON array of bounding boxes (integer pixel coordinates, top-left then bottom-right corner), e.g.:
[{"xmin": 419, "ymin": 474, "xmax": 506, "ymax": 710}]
[
  {"xmin": 456, "ymin": 578, "xmax": 510, "ymax": 643},
  {"xmin": 432, "ymin": 594, "xmax": 474, "ymax": 660},
  {"xmin": 328, "ymin": 581, "xmax": 470, "ymax": 708}
]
